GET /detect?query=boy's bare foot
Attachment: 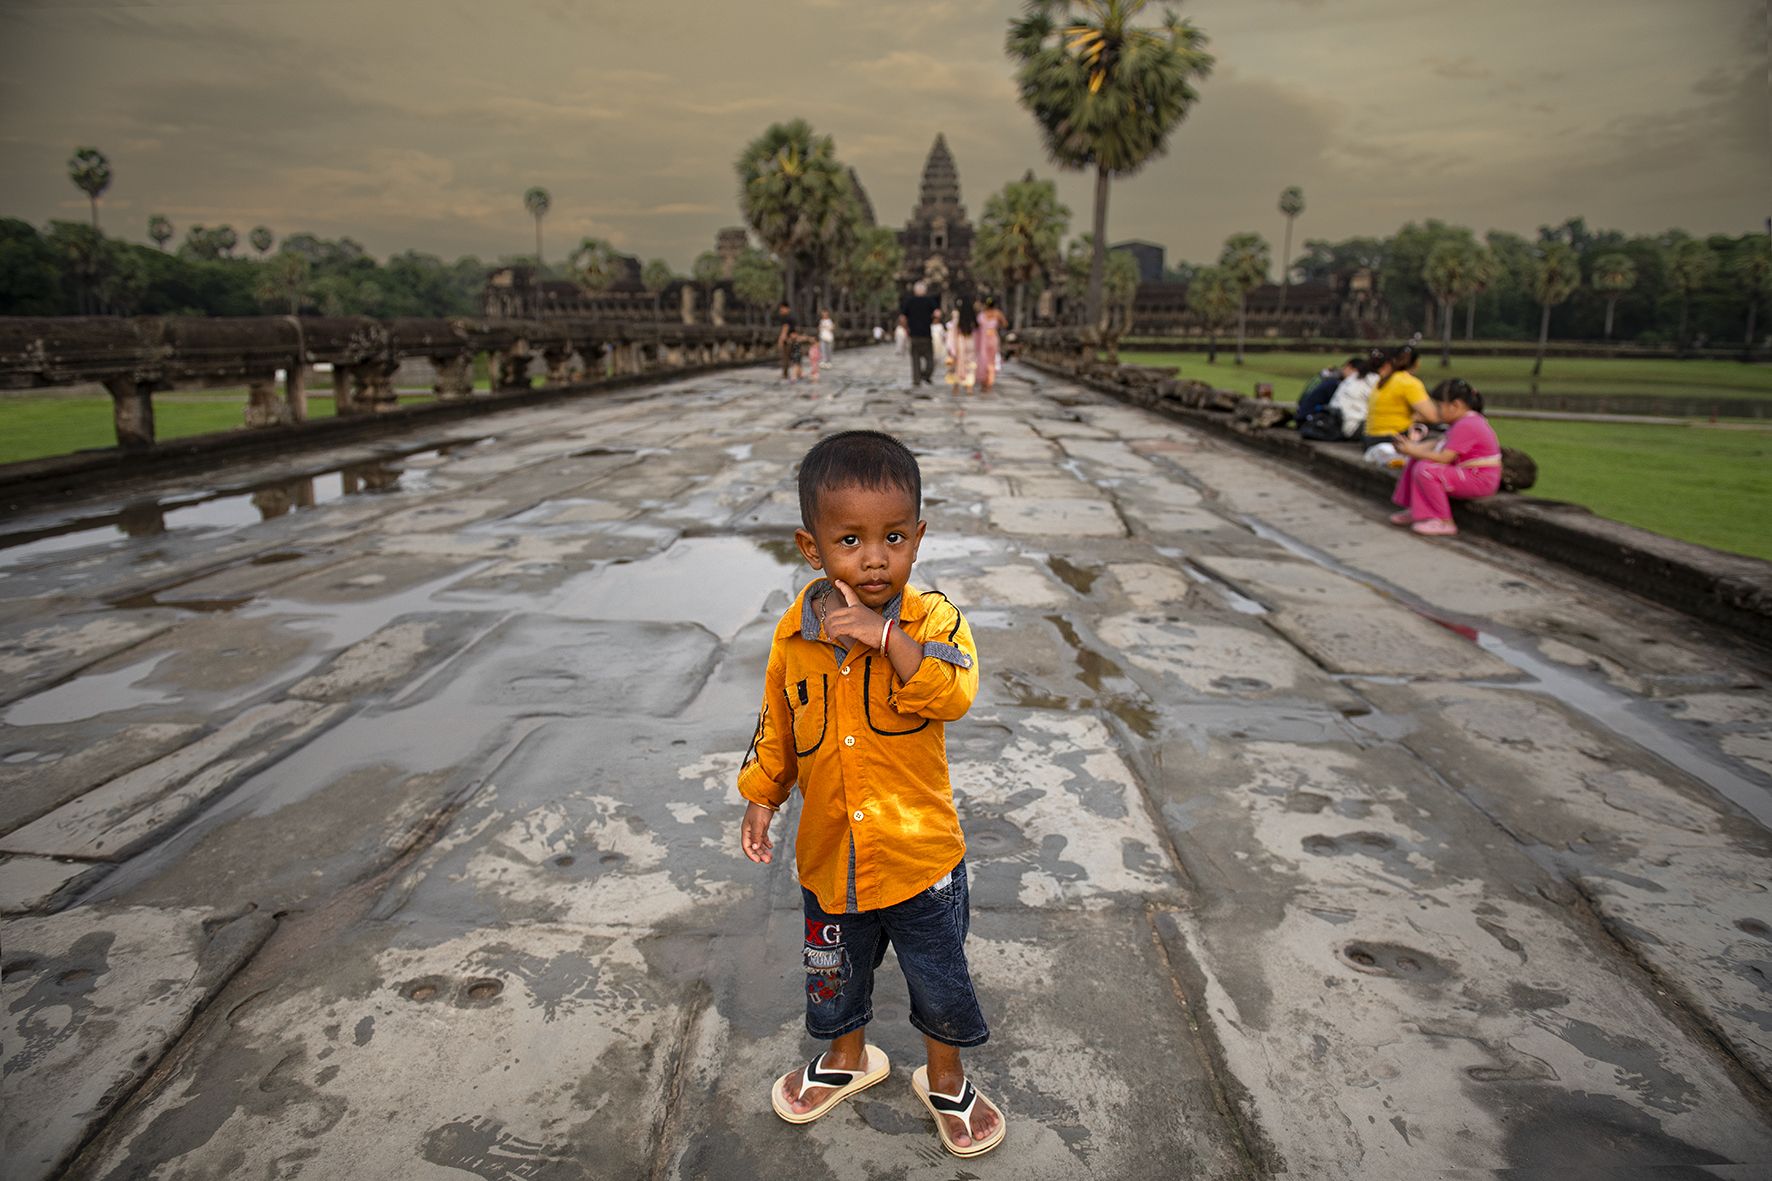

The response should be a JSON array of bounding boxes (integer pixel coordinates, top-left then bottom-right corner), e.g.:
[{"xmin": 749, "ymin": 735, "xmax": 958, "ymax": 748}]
[
  {"xmin": 923, "ymin": 1068, "xmax": 1001, "ymax": 1149},
  {"xmin": 780, "ymin": 1031, "xmax": 867, "ymax": 1115}
]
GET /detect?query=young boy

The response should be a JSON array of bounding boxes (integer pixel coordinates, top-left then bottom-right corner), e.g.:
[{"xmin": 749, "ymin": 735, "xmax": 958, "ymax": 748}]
[{"xmin": 737, "ymin": 430, "xmax": 1006, "ymax": 1158}]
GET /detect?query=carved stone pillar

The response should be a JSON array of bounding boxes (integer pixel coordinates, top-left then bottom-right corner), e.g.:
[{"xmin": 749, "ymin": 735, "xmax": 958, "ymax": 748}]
[
  {"xmin": 245, "ymin": 375, "xmax": 294, "ymax": 427},
  {"xmin": 680, "ymin": 286, "xmax": 697, "ymax": 325},
  {"xmin": 494, "ymin": 346, "xmax": 532, "ymax": 392},
  {"xmin": 285, "ymin": 364, "xmax": 307, "ymax": 422},
  {"xmin": 711, "ymin": 289, "xmax": 727, "ymax": 326},
  {"xmin": 364, "ymin": 361, "xmax": 400, "ymax": 413},
  {"xmin": 543, "ymin": 349, "xmax": 575, "ymax": 387},
  {"xmin": 663, "ymin": 344, "xmax": 684, "ymax": 368},
  {"xmin": 101, "ymin": 375, "xmax": 159, "ymax": 450},
  {"xmin": 332, "ymin": 366, "xmax": 360, "ymax": 417},
  {"xmin": 431, "ymin": 354, "xmax": 474, "ymax": 400}
]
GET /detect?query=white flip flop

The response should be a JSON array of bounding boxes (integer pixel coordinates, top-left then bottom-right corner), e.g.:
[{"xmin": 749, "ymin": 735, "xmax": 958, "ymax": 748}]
[
  {"xmin": 770, "ymin": 1045, "xmax": 890, "ymax": 1124},
  {"xmin": 911, "ymin": 1064, "xmax": 1006, "ymax": 1157}
]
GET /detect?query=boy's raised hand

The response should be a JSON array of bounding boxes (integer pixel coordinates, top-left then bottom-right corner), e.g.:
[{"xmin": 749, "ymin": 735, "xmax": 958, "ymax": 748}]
[{"xmin": 822, "ymin": 579, "xmax": 885, "ymax": 652}]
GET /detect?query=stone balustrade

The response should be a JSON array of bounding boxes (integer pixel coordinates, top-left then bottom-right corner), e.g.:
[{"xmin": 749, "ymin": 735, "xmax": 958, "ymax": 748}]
[{"xmin": 0, "ymin": 315, "xmax": 789, "ymax": 451}]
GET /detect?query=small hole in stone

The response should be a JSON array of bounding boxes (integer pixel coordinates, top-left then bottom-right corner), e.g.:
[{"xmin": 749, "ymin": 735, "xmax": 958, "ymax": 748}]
[
  {"xmin": 600, "ymin": 852, "xmax": 624, "ymax": 865},
  {"xmin": 406, "ymin": 983, "xmax": 438, "ymax": 1002},
  {"xmin": 1737, "ymin": 918, "xmax": 1772, "ymax": 940},
  {"xmin": 554, "ymin": 855, "xmax": 575, "ymax": 867},
  {"xmin": 1347, "ymin": 948, "xmax": 1376, "ymax": 967},
  {"xmin": 2, "ymin": 958, "xmax": 39, "ymax": 979},
  {"xmin": 465, "ymin": 979, "xmax": 503, "ymax": 1002}
]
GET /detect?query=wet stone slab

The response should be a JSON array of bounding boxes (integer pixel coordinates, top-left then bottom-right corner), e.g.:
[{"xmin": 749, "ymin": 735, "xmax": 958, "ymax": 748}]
[{"xmin": 2, "ymin": 904, "xmax": 275, "ymax": 1181}]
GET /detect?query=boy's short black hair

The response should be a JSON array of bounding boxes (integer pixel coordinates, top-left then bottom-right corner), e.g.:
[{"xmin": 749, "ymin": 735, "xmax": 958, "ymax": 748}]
[{"xmin": 797, "ymin": 430, "xmax": 922, "ymax": 530}]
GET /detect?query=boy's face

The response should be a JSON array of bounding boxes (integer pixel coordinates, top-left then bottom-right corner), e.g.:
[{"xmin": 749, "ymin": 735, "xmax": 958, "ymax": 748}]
[{"xmin": 794, "ymin": 482, "xmax": 925, "ymax": 610}]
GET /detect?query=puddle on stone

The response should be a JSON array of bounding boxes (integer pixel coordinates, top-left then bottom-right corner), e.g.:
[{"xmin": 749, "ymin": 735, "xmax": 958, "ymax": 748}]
[
  {"xmin": 2, "ymin": 652, "xmax": 180, "ymax": 726},
  {"xmin": 0, "ymin": 441, "xmax": 477, "ymax": 569},
  {"xmin": 551, "ymin": 536, "xmax": 802, "ymax": 639},
  {"xmin": 1179, "ymin": 561, "xmax": 1268, "ymax": 616},
  {"xmin": 1242, "ymin": 513, "xmax": 1772, "ymax": 833},
  {"xmin": 1046, "ymin": 555, "xmax": 1100, "ymax": 595}
]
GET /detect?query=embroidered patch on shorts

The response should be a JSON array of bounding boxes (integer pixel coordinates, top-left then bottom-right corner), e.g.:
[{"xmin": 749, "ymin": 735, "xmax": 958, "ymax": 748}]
[{"xmin": 803, "ymin": 918, "xmax": 844, "ymax": 976}]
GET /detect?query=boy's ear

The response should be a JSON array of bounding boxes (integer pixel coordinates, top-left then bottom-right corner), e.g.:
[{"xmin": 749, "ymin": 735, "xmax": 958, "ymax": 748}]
[{"xmin": 794, "ymin": 528, "xmax": 823, "ymax": 569}]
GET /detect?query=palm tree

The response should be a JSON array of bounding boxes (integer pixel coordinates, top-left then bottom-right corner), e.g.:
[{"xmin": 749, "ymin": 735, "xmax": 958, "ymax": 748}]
[
  {"xmin": 256, "ymin": 252, "xmax": 310, "ymax": 314},
  {"xmin": 843, "ymin": 226, "xmax": 905, "ymax": 325},
  {"xmin": 1464, "ymin": 246, "xmax": 1497, "ymax": 340},
  {"xmin": 1276, "ymin": 185, "xmax": 1304, "ymax": 316},
  {"xmin": 736, "ymin": 120, "xmax": 856, "ymax": 320},
  {"xmin": 1666, "ymin": 239, "xmax": 1718, "ymax": 355},
  {"xmin": 524, "ymin": 187, "xmax": 551, "ymax": 266},
  {"xmin": 1733, "ymin": 237, "xmax": 1772, "ymax": 358},
  {"xmin": 1217, "ymin": 232, "xmax": 1269, "ymax": 365},
  {"xmin": 1064, "ymin": 236, "xmax": 1139, "ymax": 353},
  {"xmin": 68, "ymin": 147, "xmax": 113, "ymax": 232},
  {"xmin": 1006, "ymin": 0, "xmax": 1212, "ymax": 334},
  {"xmin": 1590, "ymin": 253, "xmax": 1637, "ymax": 342},
  {"xmin": 249, "ymin": 225, "xmax": 274, "ymax": 257},
  {"xmin": 1188, "ymin": 266, "xmax": 1240, "ymax": 364},
  {"xmin": 569, "ymin": 237, "xmax": 624, "ymax": 305},
  {"xmin": 148, "ymin": 214, "xmax": 173, "ymax": 251},
  {"xmin": 974, "ymin": 171, "xmax": 1070, "ymax": 331},
  {"xmin": 1423, "ymin": 239, "xmax": 1481, "ymax": 367},
  {"xmin": 1529, "ymin": 242, "xmax": 1581, "ymax": 378},
  {"xmin": 641, "ymin": 258, "xmax": 675, "ymax": 320},
  {"xmin": 732, "ymin": 247, "xmax": 784, "ymax": 325},
  {"xmin": 212, "ymin": 225, "xmax": 238, "ymax": 258}
]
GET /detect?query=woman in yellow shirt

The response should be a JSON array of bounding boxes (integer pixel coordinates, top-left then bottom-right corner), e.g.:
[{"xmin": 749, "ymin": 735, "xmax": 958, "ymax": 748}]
[{"xmin": 1362, "ymin": 345, "xmax": 1438, "ymax": 443}]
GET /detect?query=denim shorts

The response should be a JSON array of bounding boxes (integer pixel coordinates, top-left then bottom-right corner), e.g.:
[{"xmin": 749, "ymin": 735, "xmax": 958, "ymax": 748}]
[{"xmin": 801, "ymin": 860, "xmax": 989, "ymax": 1048}]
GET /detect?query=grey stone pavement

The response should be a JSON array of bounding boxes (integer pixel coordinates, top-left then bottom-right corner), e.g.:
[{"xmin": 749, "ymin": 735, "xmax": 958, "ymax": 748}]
[{"xmin": 3, "ymin": 346, "xmax": 1771, "ymax": 1179}]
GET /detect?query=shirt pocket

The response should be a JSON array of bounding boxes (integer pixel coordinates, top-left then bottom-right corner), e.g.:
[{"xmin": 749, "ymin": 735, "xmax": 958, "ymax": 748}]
[
  {"xmin": 863, "ymin": 656, "xmax": 930, "ymax": 736},
  {"xmin": 787, "ymin": 674, "xmax": 828, "ymax": 756}
]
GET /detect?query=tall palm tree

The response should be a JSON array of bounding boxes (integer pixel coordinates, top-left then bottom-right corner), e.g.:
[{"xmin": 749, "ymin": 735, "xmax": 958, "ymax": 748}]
[
  {"xmin": 569, "ymin": 237, "xmax": 624, "ymax": 303},
  {"xmin": 1529, "ymin": 242, "xmax": 1581, "ymax": 378},
  {"xmin": 148, "ymin": 214, "xmax": 173, "ymax": 251},
  {"xmin": 1464, "ymin": 245, "xmax": 1497, "ymax": 340},
  {"xmin": 1423, "ymin": 239, "xmax": 1481, "ymax": 367},
  {"xmin": 1276, "ymin": 185, "xmax": 1304, "ymax": 316},
  {"xmin": 1733, "ymin": 237, "xmax": 1772, "ymax": 358},
  {"xmin": 1666, "ymin": 239, "xmax": 1718, "ymax": 355},
  {"xmin": 524, "ymin": 187, "xmax": 551, "ymax": 266},
  {"xmin": 212, "ymin": 225, "xmax": 238, "ymax": 258},
  {"xmin": 975, "ymin": 170, "xmax": 1070, "ymax": 330},
  {"xmin": 1590, "ymin": 253, "xmax": 1637, "ymax": 341},
  {"xmin": 1007, "ymin": 0, "xmax": 1212, "ymax": 334},
  {"xmin": 256, "ymin": 252, "xmax": 310, "ymax": 314},
  {"xmin": 843, "ymin": 226, "xmax": 905, "ymax": 324},
  {"xmin": 731, "ymin": 247, "xmax": 784, "ymax": 326},
  {"xmin": 735, "ymin": 120, "xmax": 856, "ymax": 320},
  {"xmin": 1188, "ymin": 266, "xmax": 1239, "ymax": 364},
  {"xmin": 249, "ymin": 225, "xmax": 274, "ymax": 257},
  {"xmin": 68, "ymin": 147, "xmax": 113, "ymax": 232},
  {"xmin": 1218, "ymin": 232, "xmax": 1269, "ymax": 365},
  {"xmin": 641, "ymin": 258, "xmax": 675, "ymax": 320}
]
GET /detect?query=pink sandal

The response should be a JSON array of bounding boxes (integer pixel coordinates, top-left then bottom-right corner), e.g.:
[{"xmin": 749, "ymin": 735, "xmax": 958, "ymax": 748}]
[
  {"xmin": 1388, "ymin": 511, "xmax": 1414, "ymax": 526},
  {"xmin": 1411, "ymin": 518, "xmax": 1457, "ymax": 537}
]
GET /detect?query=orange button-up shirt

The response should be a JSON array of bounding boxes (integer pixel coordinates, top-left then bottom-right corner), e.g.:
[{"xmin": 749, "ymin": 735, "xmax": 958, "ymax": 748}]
[{"xmin": 737, "ymin": 580, "xmax": 979, "ymax": 914}]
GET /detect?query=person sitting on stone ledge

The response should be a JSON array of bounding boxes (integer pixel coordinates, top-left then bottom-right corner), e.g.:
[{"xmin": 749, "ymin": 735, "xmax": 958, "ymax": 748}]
[
  {"xmin": 1388, "ymin": 378, "xmax": 1501, "ymax": 537},
  {"xmin": 1298, "ymin": 354, "xmax": 1375, "ymax": 441},
  {"xmin": 1362, "ymin": 344, "xmax": 1438, "ymax": 465}
]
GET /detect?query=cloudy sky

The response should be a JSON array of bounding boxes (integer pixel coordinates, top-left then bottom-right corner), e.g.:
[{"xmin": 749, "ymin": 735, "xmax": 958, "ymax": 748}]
[{"xmin": 1, "ymin": 0, "xmax": 1765, "ymax": 270}]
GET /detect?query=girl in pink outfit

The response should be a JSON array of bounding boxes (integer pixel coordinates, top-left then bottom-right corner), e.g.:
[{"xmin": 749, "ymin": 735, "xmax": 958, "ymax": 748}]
[
  {"xmin": 1389, "ymin": 379, "xmax": 1501, "ymax": 536},
  {"xmin": 974, "ymin": 296, "xmax": 1006, "ymax": 391}
]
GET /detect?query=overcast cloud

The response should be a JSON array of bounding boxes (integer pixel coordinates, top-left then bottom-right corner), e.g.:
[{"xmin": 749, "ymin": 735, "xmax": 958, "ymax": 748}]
[{"xmin": 0, "ymin": 0, "xmax": 1765, "ymax": 269}]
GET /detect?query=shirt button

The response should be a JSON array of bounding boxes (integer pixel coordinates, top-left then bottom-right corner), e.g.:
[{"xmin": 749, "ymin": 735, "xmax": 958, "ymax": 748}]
[
  {"xmin": 844, "ymin": 735, "xmax": 855, "ymax": 747},
  {"xmin": 841, "ymin": 666, "xmax": 850, "ymax": 676},
  {"xmin": 853, "ymin": 810, "xmax": 865, "ymax": 821}
]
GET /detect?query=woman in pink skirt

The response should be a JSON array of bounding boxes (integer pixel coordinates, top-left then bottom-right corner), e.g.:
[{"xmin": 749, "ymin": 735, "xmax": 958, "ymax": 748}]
[
  {"xmin": 1389, "ymin": 379, "xmax": 1501, "ymax": 536},
  {"xmin": 975, "ymin": 296, "xmax": 1007, "ymax": 391}
]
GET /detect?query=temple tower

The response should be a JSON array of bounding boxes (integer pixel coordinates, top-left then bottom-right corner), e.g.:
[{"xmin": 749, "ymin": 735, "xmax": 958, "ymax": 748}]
[{"xmin": 898, "ymin": 134, "xmax": 973, "ymax": 292}]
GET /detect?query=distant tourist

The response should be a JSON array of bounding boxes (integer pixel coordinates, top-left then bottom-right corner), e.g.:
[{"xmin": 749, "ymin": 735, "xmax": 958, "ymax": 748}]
[
  {"xmin": 947, "ymin": 300, "xmax": 978, "ymax": 391},
  {"xmin": 1362, "ymin": 344, "xmax": 1437, "ymax": 465},
  {"xmin": 898, "ymin": 281, "xmax": 941, "ymax": 386},
  {"xmin": 1297, "ymin": 355, "xmax": 1368, "ymax": 440},
  {"xmin": 892, "ymin": 320, "xmax": 908, "ymax": 354},
  {"xmin": 738, "ymin": 430, "xmax": 1005, "ymax": 1158},
  {"xmin": 975, "ymin": 297, "xmax": 1006, "ymax": 391},
  {"xmin": 776, "ymin": 301, "xmax": 798, "ymax": 382},
  {"xmin": 875, "ymin": 324, "xmax": 887, "ymax": 345},
  {"xmin": 929, "ymin": 307, "xmax": 947, "ymax": 374},
  {"xmin": 818, "ymin": 309, "xmax": 837, "ymax": 367},
  {"xmin": 1388, "ymin": 378, "xmax": 1501, "ymax": 536}
]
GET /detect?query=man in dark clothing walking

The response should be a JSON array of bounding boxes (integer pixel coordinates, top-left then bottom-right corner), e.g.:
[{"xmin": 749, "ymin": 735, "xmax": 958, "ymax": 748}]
[
  {"xmin": 898, "ymin": 281, "xmax": 940, "ymax": 386},
  {"xmin": 776, "ymin": 302, "xmax": 797, "ymax": 380}
]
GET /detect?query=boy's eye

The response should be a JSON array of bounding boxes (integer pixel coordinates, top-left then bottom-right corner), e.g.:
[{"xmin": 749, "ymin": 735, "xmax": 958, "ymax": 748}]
[
  {"xmin": 886, "ymin": 532, "xmax": 905, "ymax": 544},
  {"xmin": 838, "ymin": 535, "xmax": 859, "ymax": 547}
]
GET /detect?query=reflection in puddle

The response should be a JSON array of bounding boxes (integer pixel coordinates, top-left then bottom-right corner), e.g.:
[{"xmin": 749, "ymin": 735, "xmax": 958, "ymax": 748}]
[
  {"xmin": 2, "ymin": 652, "xmax": 179, "ymax": 726},
  {"xmin": 0, "ymin": 443, "xmax": 473, "ymax": 570},
  {"xmin": 552, "ymin": 536, "xmax": 803, "ymax": 639}
]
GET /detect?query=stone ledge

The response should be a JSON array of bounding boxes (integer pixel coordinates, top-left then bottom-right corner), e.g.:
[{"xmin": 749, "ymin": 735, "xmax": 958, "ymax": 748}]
[{"xmin": 1024, "ymin": 354, "xmax": 1772, "ymax": 649}]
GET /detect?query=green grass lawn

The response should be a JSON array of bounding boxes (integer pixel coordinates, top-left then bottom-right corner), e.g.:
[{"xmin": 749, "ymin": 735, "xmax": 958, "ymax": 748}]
[
  {"xmin": 0, "ymin": 392, "xmax": 435, "ymax": 464},
  {"xmin": 1486, "ymin": 419, "xmax": 1772, "ymax": 561},
  {"xmin": 1118, "ymin": 350, "xmax": 1772, "ymax": 403}
]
